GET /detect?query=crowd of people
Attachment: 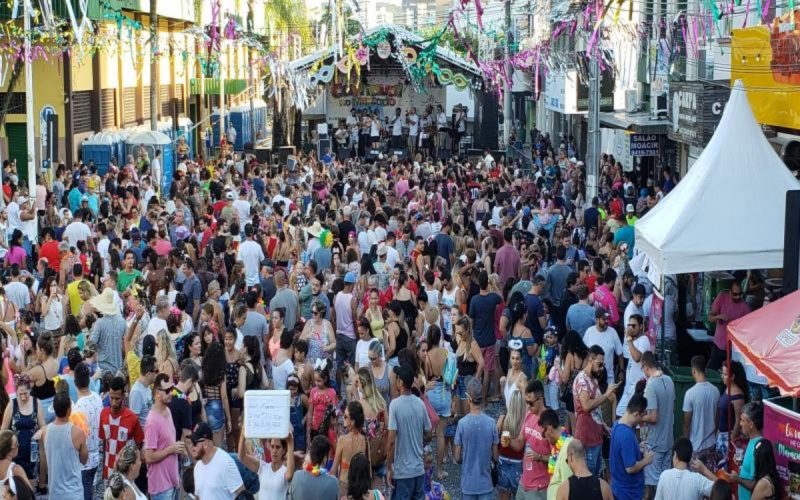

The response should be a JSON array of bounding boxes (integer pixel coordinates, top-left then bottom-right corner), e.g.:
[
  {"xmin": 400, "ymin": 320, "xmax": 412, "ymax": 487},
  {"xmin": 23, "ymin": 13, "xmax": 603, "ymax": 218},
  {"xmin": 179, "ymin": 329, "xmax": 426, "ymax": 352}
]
[{"xmin": 0, "ymin": 127, "xmax": 783, "ymax": 500}]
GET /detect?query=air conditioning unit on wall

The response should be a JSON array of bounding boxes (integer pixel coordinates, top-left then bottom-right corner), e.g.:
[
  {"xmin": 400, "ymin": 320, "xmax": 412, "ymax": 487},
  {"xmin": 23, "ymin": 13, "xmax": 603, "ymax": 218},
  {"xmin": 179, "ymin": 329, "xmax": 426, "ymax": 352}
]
[{"xmin": 625, "ymin": 90, "xmax": 638, "ymax": 112}]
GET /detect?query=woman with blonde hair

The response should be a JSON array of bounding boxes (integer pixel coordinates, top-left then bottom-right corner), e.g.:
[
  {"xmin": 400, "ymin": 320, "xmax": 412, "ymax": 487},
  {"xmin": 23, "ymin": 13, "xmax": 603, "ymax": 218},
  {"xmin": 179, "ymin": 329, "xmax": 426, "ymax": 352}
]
[
  {"xmin": 106, "ymin": 443, "xmax": 146, "ymax": 500},
  {"xmin": 154, "ymin": 329, "xmax": 178, "ymax": 383},
  {"xmin": 77, "ymin": 281, "xmax": 97, "ymax": 320},
  {"xmin": 496, "ymin": 390, "xmax": 526, "ymax": 500}
]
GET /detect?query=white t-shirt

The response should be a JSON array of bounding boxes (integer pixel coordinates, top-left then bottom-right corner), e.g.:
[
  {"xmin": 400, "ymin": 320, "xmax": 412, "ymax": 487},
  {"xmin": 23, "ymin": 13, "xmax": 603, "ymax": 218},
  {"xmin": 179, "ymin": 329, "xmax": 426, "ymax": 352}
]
[
  {"xmin": 617, "ymin": 334, "xmax": 652, "ymax": 416},
  {"xmin": 151, "ymin": 158, "xmax": 162, "ymax": 188},
  {"xmin": 5, "ymin": 281, "xmax": 29, "ymax": 311},
  {"xmin": 63, "ymin": 221, "xmax": 92, "ymax": 249},
  {"xmin": 624, "ymin": 301, "xmax": 644, "ymax": 329},
  {"xmin": 654, "ymin": 468, "xmax": 714, "ymax": 500},
  {"xmin": 408, "ymin": 114, "xmax": 419, "ymax": 136},
  {"xmin": 437, "ymin": 112, "xmax": 447, "ymax": 130},
  {"xmin": 194, "ymin": 448, "xmax": 244, "ymax": 500},
  {"xmin": 355, "ymin": 339, "xmax": 372, "ymax": 368},
  {"xmin": 97, "ymin": 237, "xmax": 111, "ymax": 274},
  {"xmin": 237, "ymin": 240, "xmax": 265, "ymax": 287},
  {"xmin": 259, "ymin": 461, "xmax": 289, "ymax": 499},
  {"xmin": 583, "ymin": 326, "xmax": 623, "ymax": 383},
  {"xmin": 271, "ymin": 358, "xmax": 295, "ymax": 390},
  {"xmin": 392, "ymin": 116, "xmax": 403, "ymax": 136},
  {"xmin": 74, "ymin": 391, "xmax": 103, "ymax": 470},
  {"xmin": 6, "ymin": 202, "xmax": 22, "ymax": 234},
  {"xmin": 232, "ymin": 199, "xmax": 252, "ymax": 228}
]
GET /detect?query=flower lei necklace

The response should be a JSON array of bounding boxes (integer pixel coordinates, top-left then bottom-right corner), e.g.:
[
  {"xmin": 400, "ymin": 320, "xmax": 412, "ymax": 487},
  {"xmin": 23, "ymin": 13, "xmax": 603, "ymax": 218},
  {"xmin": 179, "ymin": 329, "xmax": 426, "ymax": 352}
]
[
  {"xmin": 548, "ymin": 430, "xmax": 571, "ymax": 475},
  {"xmin": 305, "ymin": 463, "xmax": 329, "ymax": 477}
]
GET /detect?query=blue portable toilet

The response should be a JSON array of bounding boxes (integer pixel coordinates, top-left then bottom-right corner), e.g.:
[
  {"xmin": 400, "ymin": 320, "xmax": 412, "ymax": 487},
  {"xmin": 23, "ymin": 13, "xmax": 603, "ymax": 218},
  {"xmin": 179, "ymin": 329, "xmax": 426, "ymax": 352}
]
[
  {"xmin": 176, "ymin": 117, "xmax": 194, "ymax": 159},
  {"xmin": 229, "ymin": 104, "xmax": 248, "ymax": 150},
  {"xmin": 81, "ymin": 133, "xmax": 115, "ymax": 175},
  {"xmin": 125, "ymin": 130, "xmax": 174, "ymax": 195},
  {"xmin": 252, "ymin": 99, "xmax": 268, "ymax": 143},
  {"xmin": 115, "ymin": 130, "xmax": 130, "ymax": 165},
  {"xmin": 210, "ymin": 108, "xmax": 230, "ymax": 149}
]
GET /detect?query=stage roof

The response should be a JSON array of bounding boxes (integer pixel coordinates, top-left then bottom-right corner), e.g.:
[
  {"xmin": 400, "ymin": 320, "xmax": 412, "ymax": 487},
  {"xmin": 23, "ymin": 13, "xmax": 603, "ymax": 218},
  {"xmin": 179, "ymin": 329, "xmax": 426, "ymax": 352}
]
[{"xmin": 290, "ymin": 24, "xmax": 481, "ymax": 77}]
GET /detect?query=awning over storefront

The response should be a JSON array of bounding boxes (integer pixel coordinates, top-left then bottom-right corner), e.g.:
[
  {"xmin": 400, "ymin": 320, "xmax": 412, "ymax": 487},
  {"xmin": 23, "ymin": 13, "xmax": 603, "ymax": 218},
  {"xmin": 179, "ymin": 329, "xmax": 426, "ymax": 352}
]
[{"xmin": 599, "ymin": 111, "xmax": 671, "ymax": 134}]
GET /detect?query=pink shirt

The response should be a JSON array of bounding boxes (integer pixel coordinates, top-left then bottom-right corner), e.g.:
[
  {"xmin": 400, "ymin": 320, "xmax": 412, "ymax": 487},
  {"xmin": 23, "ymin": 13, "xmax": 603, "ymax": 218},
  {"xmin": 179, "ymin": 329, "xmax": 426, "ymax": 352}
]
[
  {"xmin": 395, "ymin": 178, "xmax": 409, "ymax": 199},
  {"xmin": 711, "ymin": 291, "xmax": 751, "ymax": 350},
  {"xmin": 519, "ymin": 411, "xmax": 551, "ymax": 491},
  {"xmin": 144, "ymin": 408, "xmax": 180, "ymax": 495},
  {"xmin": 593, "ymin": 284, "xmax": 619, "ymax": 324},
  {"xmin": 5, "ymin": 246, "xmax": 26, "ymax": 268},
  {"xmin": 494, "ymin": 243, "xmax": 521, "ymax": 285}
]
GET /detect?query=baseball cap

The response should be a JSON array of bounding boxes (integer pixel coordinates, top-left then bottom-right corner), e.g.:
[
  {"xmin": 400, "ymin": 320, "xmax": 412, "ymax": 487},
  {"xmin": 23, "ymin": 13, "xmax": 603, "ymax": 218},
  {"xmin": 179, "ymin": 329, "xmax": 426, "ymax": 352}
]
[
  {"xmin": 130, "ymin": 227, "xmax": 141, "ymax": 240},
  {"xmin": 344, "ymin": 272, "xmax": 358, "ymax": 284},
  {"xmin": 466, "ymin": 377, "xmax": 483, "ymax": 403},
  {"xmin": 225, "ymin": 191, "xmax": 235, "ymax": 201},
  {"xmin": 393, "ymin": 364, "xmax": 415, "ymax": 388},
  {"xmin": 191, "ymin": 422, "xmax": 214, "ymax": 444},
  {"xmin": 626, "ymin": 204, "xmax": 635, "ymax": 214},
  {"xmin": 595, "ymin": 307, "xmax": 610, "ymax": 319}
]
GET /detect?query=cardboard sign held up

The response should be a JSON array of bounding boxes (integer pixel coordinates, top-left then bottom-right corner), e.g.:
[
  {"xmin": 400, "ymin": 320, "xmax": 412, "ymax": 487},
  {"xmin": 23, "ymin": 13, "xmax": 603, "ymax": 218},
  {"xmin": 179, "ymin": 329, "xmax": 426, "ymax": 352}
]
[
  {"xmin": 287, "ymin": 155, "xmax": 298, "ymax": 172},
  {"xmin": 244, "ymin": 390, "xmax": 290, "ymax": 439}
]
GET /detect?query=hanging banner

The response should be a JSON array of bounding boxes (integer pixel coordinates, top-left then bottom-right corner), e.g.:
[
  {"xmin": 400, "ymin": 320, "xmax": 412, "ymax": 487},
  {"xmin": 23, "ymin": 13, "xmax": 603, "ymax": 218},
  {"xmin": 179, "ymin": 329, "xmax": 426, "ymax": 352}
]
[
  {"xmin": 763, "ymin": 398, "xmax": 800, "ymax": 497},
  {"xmin": 731, "ymin": 17, "xmax": 800, "ymax": 130},
  {"xmin": 646, "ymin": 288, "xmax": 663, "ymax": 352}
]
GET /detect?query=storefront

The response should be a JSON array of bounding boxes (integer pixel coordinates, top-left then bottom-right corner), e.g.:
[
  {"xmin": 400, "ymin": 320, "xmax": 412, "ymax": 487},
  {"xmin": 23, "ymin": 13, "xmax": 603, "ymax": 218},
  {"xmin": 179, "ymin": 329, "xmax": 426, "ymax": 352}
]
[
  {"xmin": 667, "ymin": 80, "xmax": 730, "ymax": 176},
  {"xmin": 598, "ymin": 111, "xmax": 672, "ymax": 187},
  {"xmin": 541, "ymin": 67, "xmax": 614, "ymax": 151}
]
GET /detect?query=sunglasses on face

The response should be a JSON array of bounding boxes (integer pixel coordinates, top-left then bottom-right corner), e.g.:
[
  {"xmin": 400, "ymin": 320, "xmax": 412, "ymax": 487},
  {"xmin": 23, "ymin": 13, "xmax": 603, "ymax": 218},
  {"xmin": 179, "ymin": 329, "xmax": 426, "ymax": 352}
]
[
  {"xmin": 156, "ymin": 385, "xmax": 174, "ymax": 393},
  {"xmin": 526, "ymin": 396, "xmax": 542, "ymax": 407}
]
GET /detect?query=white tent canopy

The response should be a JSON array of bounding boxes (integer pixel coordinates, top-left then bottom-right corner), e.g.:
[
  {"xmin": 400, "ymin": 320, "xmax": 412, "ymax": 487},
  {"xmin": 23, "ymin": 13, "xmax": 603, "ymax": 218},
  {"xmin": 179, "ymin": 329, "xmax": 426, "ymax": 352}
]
[{"xmin": 635, "ymin": 80, "xmax": 800, "ymax": 275}]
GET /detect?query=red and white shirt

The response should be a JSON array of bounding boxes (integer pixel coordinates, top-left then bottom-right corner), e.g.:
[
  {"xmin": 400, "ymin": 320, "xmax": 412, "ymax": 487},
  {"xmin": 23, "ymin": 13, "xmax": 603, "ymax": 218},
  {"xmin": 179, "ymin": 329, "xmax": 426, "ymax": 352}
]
[{"xmin": 99, "ymin": 407, "xmax": 145, "ymax": 479}]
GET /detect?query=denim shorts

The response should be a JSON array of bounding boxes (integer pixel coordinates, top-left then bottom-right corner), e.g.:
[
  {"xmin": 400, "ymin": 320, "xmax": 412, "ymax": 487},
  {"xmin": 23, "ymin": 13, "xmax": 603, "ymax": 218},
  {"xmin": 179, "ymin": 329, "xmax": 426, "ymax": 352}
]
[
  {"xmin": 497, "ymin": 456, "xmax": 522, "ymax": 493},
  {"xmin": 205, "ymin": 399, "xmax": 225, "ymax": 432},
  {"xmin": 455, "ymin": 374, "xmax": 474, "ymax": 401},
  {"xmin": 427, "ymin": 381, "xmax": 452, "ymax": 417}
]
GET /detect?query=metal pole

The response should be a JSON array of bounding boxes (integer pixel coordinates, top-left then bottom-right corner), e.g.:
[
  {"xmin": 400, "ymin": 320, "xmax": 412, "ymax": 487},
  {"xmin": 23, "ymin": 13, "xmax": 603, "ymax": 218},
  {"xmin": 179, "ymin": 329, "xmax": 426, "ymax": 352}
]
[
  {"xmin": 23, "ymin": 0, "xmax": 36, "ymax": 211},
  {"xmin": 248, "ymin": 1, "xmax": 255, "ymax": 147},
  {"xmin": 150, "ymin": 0, "xmax": 158, "ymax": 131},
  {"xmin": 219, "ymin": 7, "xmax": 225, "ymax": 152},
  {"xmin": 503, "ymin": 0, "xmax": 513, "ymax": 152},
  {"xmin": 586, "ymin": 48, "xmax": 601, "ymax": 203}
]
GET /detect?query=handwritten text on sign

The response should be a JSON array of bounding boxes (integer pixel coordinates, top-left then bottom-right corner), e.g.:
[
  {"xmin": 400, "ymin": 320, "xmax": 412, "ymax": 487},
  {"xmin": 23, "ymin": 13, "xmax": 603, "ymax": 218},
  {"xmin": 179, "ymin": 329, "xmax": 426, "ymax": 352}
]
[{"xmin": 244, "ymin": 390, "xmax": 291, "ymax": 439}]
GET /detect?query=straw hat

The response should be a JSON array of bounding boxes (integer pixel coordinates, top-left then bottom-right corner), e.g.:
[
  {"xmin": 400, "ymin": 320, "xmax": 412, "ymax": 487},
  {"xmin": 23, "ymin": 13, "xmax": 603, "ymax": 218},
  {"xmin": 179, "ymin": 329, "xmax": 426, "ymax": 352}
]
[
  {"xmin": 305, "ymin": 221, "xmax": 324, "ymax": 238},
  {"xmin": 89, "ymin": 288, "xmax": 120, "ymax": 316}
]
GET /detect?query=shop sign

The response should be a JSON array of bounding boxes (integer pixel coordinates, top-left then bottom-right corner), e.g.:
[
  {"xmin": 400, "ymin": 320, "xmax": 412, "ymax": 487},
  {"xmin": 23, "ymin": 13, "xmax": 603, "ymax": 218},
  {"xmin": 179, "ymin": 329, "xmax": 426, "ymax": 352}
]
[
  {"xmin": 629, "ymin": 134, "xmax": 660, "ymax": 157},
  {"xmin": 764, "ymin": 399, "xmax": 800, "ymax": 497},
  {"xmin": 668, "ymin": 81, "xmax": 729, "ymax": 147},
  {"xmin": 544, "ymin": 67, "xmax": 615, "ymax": 115},
  {"xmin": 646, "ymin": 288, "xmax": 663, "ymax": 351}
]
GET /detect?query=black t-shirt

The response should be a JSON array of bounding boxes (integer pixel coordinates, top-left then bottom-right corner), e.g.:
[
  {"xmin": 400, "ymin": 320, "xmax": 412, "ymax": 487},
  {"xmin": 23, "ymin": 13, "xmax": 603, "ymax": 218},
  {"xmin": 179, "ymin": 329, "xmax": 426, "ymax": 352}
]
[
  {"xmin": 169, "ymin": 397, "xmax": 193, "ymax": 443},
  {"xmin": 584, "ymin": 206, "xmax": 599, "ymax": 232},
  {"xmin": 209, "ymin": 180, "xmax": 223, "ymax": 202},
  {"xmin": 338, "ymin": 220, "xmax": 356, "ymax": 242}
]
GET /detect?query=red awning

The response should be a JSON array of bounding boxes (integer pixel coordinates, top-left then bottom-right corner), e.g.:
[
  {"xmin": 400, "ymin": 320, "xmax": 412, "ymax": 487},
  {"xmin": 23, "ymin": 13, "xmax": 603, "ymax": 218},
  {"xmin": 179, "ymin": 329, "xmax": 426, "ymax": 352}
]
[{"xmin": 728, "ymin": 290, "xmax": 800, "ymax": 396}]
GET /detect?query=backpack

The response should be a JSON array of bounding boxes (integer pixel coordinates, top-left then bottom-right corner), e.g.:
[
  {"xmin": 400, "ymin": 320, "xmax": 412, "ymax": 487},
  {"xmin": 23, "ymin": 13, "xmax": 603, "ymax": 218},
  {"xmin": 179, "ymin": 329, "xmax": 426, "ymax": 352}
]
[
  {"xmin": 228, "ymin": 452, "xmax": 260, "ymax": 495},
  {"xmin": 367, "ymin": 410, "xmax": 388, "ymax": 466}
]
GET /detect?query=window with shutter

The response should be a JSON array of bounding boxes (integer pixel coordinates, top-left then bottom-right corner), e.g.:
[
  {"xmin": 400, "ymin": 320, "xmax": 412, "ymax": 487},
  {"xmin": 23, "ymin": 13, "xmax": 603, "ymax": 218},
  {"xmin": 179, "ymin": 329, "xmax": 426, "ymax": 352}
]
[
  {"xmin": 175, "ymin": 84, "xmax": 185, "ymax": 114},
  {"xmin": 0, "ymin": 93, "xmax": 26, "ymax": 114},
  {"xmin": 73, "ymin": 91, "xmax": 92, "ymax": 133},
  {"xmin": 123, "ymin": 87, "xmax": 136, "ymax": 126},
  {"xmin": 161, "ymin": 85, "xmax": 170, "ymax": 117},
  {"xmin": 101, "ymin": 89, "xmax": 116, "ymax": 129}
]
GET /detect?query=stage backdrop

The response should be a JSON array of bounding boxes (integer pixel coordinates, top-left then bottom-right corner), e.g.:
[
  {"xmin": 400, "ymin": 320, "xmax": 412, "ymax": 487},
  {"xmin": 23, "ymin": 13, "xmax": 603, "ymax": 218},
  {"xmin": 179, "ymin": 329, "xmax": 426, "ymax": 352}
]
[{"xmin": 325, "ymin": 75, "xmax": 448, "ymax": 124}]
